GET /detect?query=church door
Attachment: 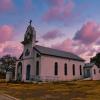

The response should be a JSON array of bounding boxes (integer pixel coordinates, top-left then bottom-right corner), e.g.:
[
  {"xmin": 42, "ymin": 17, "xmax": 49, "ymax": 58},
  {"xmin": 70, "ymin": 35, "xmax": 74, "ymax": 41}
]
[
  {"xmin": 26, "ymin": 65, "xmax": 31, "ymax": 80},
  {"xmin": 17, "ymin": 62, "xmax": 22, "ymax": 81}
]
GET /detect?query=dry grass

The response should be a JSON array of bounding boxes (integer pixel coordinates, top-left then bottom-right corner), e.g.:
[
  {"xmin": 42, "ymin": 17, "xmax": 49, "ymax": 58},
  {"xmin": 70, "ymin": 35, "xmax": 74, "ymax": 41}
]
[{"xmin": 0, "ymin": 80, "xmax": 100, "ymax": 100}]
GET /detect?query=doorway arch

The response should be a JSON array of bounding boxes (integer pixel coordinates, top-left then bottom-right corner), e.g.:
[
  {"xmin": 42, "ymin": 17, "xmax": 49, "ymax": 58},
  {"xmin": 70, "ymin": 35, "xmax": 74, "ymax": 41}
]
[{"xmin": 17, "ymin": 62, "xmax": 22, "ymax": 81}]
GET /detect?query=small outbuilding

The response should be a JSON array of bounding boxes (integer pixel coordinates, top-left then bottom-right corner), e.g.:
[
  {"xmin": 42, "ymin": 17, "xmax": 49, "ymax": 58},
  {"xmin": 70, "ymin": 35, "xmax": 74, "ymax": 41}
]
[{"xmin": 84, "ymin": 63, "xmax": 100, "ymax": 80}]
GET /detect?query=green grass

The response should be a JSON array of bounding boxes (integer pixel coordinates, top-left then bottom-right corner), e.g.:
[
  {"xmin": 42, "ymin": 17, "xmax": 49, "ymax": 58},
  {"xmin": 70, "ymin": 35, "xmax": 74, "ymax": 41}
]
[{"xmin": 0, "ymin": 80, "xmax": 100, "ymax": 100}]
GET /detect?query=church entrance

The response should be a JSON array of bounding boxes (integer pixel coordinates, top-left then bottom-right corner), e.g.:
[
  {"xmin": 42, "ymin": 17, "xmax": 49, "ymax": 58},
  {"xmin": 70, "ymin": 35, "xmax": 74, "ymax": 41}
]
[
  {"xmin": 17, "ymin": 62, "xmax": 22, "ymax": 81},
  {"xmin": 26, "ymin": 65, "xmax": 31, "ymax": 80}
]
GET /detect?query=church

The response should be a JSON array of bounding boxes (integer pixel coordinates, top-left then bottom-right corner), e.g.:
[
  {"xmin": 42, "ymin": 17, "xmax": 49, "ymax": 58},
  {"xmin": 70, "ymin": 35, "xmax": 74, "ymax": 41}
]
[{"xmin": 15, "ymin": 21, "xmax": 85, "ymax": 82}]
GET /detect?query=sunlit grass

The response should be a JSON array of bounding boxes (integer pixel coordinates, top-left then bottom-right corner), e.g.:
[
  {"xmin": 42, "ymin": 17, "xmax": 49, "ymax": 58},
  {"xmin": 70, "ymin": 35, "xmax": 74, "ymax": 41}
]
[{"xmin": 0, "ymin": 80, "xmax": 100, "ymax": 100}]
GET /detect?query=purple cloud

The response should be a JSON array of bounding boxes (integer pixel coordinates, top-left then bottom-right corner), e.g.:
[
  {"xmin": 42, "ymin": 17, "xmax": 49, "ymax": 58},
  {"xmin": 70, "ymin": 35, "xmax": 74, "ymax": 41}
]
[
  {"xmin": 0, "ymin": 25, "xmax": 14, "ymax": 43},
  {"xmin": 0, "ymin": 41, "xmax": 23, "ymax": 58},
  {"xmin": 73, "ymin": 21, "xmax": 100, "ymax": 44},
  {"xmin": 42, "ymin": 29, "xmax": 63, "ymax": 40},
  {"xmin": 46, "ymin": 0, "xmax": 64, "ymax": 6},
  {"xmin": 0, "ymin": 0, "xmax": 13, "ymax": 12},
  {"xmin": 43, "ymin": 0, "xmax": 74, "ymax": 22}
]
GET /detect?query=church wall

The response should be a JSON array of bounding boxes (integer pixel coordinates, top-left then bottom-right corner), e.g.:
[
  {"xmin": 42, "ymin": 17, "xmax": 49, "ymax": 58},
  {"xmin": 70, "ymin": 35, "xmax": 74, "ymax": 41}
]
[
  {"xmin": 40, "ymin": 55, "xmax": 84, "ymax": 81},
  {"xmin": 21, "ymin": 59, "xmax": 34, "ymax": 81},
  {"xmin": 23, "ymin": 43, "xmax": 33, "ymax": 59},
  {"xmin": 20, "ymin": 43, "xmax": 36, "ymax": 81},
  {"xmin": 32, "ymin": 50, "xmax": 41, "ymax": 78},
  {"xmin": 91, "ymin": 65, "xmax": 100, "ymax": 80},
  {"xmin": 22, "ymin": 50, "xmax": 41, "ymax": 82}
]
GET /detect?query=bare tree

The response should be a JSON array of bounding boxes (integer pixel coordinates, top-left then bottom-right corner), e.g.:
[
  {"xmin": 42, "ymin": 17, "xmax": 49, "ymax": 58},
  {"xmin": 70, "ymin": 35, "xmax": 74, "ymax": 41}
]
[{"xmin": 0, "ymin": 55, "xmax": 17, "ymax": 74}]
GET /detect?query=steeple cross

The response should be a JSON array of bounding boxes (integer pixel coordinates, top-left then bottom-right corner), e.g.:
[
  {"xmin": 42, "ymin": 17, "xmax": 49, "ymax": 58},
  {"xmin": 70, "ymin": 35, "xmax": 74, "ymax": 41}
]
[{"xmin": 29, "ymin": 20, "xmax": 32, "ymax": 25}]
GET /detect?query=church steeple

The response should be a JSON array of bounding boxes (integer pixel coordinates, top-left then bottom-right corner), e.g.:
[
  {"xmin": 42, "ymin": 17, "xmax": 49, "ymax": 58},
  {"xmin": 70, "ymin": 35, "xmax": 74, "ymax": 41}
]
[{"xmin": 21, "ymin": 20, "xmax": 36, "ymax": 47}]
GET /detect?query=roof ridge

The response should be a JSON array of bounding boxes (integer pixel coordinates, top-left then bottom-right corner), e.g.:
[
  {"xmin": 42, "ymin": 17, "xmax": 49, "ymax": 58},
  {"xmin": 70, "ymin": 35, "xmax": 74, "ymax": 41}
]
[
  {"xmin": 34, "ymin": 45, "xmax": 85, "ymax": 61},
  {"xmin": 35, "ymin": 45, "xmax": 77, "ymax": 55}
]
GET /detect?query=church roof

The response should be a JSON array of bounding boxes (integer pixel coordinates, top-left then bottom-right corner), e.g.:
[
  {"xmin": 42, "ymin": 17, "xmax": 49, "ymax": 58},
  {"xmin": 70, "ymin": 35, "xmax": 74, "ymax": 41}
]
[{"xmin": 34, "ymin": 45, "xmax": 85, "ymax": 62}]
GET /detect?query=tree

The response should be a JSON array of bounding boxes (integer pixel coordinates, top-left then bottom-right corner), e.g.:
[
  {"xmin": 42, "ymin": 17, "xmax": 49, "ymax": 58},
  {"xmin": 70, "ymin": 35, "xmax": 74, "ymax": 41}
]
[
  {"xmin": 0, "ymin": 55, "xmax": 17, "ymax": 73},
  {"xmin": 90, "ymin": 53, "xmax": 100, "ymax": 67}
]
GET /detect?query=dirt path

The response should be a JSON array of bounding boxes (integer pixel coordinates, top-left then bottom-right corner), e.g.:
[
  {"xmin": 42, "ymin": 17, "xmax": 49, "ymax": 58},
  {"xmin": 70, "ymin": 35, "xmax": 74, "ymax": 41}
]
[{"xmin": 0, "ymin": 94, "xmax": 18, "ymax": 100}]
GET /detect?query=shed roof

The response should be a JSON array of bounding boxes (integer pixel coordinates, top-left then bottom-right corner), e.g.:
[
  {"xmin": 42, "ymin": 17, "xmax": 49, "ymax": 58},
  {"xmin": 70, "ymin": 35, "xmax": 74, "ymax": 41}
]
[{"xmin": 84, "ymin": 63, "xmax": 95, "ymax": 68}]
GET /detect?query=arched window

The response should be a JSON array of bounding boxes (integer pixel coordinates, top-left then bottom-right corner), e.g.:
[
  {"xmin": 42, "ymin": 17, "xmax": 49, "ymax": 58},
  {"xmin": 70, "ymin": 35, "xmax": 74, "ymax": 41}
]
[
  {"xmin": 80, "ymin": 65, "xmax": 82, "ymax": 75},
  {"xmin": 73, "ymin": 64, "xmax": 75, "ymax": 76},
  {"xmin": 36, "ymin": 53, "xmax": 40, "ymax": 57},
  {"xmin": 99, "ymin": 70, "xmax": 100, "ymax": 73},
  {"xmin": 64, "ymin": 63, "xmax": 67, "ymax": 75},
  {"xmin": 17, "ymin": 62, "xmax": 22, "ymax": 81},
  {"xmin": 26, "ymin": 65, "xmax": 31, "ymax": 80},
  {"xmin": 94, "ymin": 69, "xmax": 96, "ymax": 74},
  {"xmin": 25, "ymin": 49, "xmax": 30, "ymax": 56},
  {"xmin": 54, "ymin": 62, "xmax": 58, "ymax": 75},
  {"xmin": 36, "ymin": 61, "xmax": 39, "ymax": 76}
]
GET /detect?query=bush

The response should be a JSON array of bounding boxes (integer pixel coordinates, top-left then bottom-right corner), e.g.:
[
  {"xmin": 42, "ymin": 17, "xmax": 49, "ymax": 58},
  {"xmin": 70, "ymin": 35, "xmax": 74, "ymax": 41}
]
[{"xmin": 0, "ymin": 72, "xmax": 6, "ymax": 79}]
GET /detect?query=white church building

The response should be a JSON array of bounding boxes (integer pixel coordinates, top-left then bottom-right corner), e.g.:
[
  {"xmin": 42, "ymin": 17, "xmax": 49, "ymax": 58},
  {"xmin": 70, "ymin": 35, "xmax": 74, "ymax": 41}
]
[{"xmin": 15, "ymin": 21, "xmax": 85, "ymax": 82}]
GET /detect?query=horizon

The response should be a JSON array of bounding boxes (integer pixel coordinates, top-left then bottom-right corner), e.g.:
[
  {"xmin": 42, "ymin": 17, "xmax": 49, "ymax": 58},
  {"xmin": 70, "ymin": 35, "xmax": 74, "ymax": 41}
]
[{"xmin": 0, "ymin": 0, "xmax": 100, "ymax": 62}]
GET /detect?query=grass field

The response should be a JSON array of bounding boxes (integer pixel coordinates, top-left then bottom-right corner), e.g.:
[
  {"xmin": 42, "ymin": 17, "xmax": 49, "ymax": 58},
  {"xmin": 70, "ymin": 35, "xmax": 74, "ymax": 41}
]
[{"xmin": 0, "ymin": 80, "xmax": 100, "ymax": 100}]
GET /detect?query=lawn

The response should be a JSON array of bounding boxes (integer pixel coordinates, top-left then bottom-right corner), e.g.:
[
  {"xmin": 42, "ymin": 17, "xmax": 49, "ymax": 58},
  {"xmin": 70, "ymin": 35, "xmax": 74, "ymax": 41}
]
[{"xmin": 0, "ymin": 80, "xmax": 100, "ymax": 100}]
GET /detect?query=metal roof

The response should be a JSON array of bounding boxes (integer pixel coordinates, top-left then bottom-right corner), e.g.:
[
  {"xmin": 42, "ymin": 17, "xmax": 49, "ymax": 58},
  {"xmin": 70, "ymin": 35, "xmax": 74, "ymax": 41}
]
[
  {"xmin": 84, "ymin": 63, "xmax": 100, "ymax": 68},
  {"xmin": 84, "ymin": 63, "xmax": 95, "ymax": 68},
  {"xmin": 34, "ymin": 45, "xmax": 85, "ymax": 62}
]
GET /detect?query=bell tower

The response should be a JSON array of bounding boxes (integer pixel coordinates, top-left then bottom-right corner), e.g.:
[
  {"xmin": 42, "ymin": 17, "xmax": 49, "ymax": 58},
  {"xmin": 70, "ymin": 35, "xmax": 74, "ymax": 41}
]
[
  {"xmin": 21, "ymin": 20, "xmax": 37, "ymax": 58},
  {"xmin": 22, "ymin": 20, "xmax": 36, "ymax": 47}
]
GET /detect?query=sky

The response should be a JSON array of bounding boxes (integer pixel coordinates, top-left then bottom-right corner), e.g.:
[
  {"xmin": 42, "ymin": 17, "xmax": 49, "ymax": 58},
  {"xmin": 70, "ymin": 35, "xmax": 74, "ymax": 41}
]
[{"xmin": 0, "ymin": 0, "xmax": 100, "ymax": 62}]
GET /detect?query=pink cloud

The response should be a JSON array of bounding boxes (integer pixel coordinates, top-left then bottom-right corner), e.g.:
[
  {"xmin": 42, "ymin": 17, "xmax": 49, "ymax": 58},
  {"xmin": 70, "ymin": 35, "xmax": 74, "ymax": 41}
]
[
  {"xmin": 52, "ymin": 38, "xmax": 98, "ymax": 61},
  {"xmin": 0, "ymin": 25, "xmax": 14, "ymax": 43},
  {"xmin": 52, "ymin": 38, "xmax": 73, "ymax": 51},
  {"xmin": 43, "ymin": 0, "xmax": 74, "ymax": 22},
  {"xmin": 74, "ymin": 21, "xmax": 100, "ymax": 44},
  {"xmin": 52, "ymin": 38, "xmax": 86, "ymax": 55},
  {"xmin": 42, "ymin": 29, "xmax": 63, "ymax": 40},
  {"xmin": 0, "ymin": 0, "xmax": 13, "ymax": 12},
  {"xmin": 0, "ymin": 41, "xmax": 23, "ymax": 58},
  {"xmin": 51, "ymin": 21, "xmax": 100, "ymax": 61}
]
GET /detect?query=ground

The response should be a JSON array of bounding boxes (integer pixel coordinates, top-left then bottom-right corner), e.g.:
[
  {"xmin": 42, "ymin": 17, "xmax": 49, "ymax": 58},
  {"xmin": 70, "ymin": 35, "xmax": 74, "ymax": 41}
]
[{"xmin": 0, "ymin": 80, "xmax": 100, "ymax": 100}]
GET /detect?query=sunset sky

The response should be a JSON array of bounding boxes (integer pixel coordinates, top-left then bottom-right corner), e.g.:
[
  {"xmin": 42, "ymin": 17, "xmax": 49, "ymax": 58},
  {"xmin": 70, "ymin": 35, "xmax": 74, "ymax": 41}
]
[{"xmin": 0, "ymin": 0, "xmax": 100, "ymax": 61}]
